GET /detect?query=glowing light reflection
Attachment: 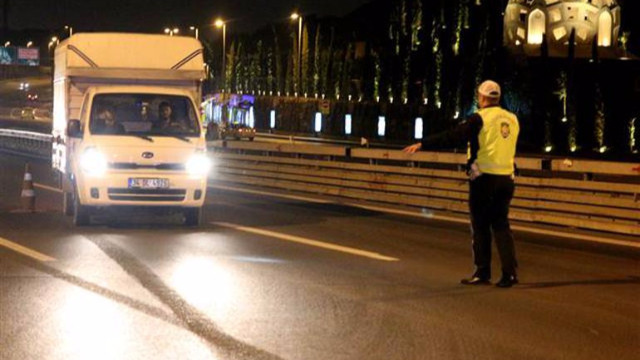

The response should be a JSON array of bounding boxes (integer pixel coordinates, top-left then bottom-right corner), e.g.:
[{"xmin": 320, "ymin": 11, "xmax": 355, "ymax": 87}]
[
  {"xmin": 170, "ymin": 257, "xmax": 236, "ymax": 317},
  {"xmin": 56, "ymin": 287, "xmax": 127, "ymax": 360}
]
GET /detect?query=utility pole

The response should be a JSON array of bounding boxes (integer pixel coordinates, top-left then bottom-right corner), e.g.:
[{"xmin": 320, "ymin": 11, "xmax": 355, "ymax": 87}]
[{"xmin": 2, "ymin": 0, "xmax": 9, "ymax": 39}]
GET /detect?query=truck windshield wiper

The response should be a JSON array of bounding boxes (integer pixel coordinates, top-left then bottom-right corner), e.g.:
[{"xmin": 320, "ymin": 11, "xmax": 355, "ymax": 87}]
[
  {"xmin": 130, "ymin": 134, "xmax": 154, "ymax": 142},
  {"xmin": 169, "ymin": 135, "xmax": 192, "ymax": 143}
]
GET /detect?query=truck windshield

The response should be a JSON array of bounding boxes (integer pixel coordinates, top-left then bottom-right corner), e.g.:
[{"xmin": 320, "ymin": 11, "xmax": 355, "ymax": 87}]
[{"xmin": 89, "ymin": 94, "xmax": 200, "ymax": 137}]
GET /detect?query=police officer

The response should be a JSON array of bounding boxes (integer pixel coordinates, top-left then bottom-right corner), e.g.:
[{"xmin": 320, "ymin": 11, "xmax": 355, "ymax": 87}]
[{"xmin": 404, "ymin": 80, "xmax": 520, "ymax": 288}]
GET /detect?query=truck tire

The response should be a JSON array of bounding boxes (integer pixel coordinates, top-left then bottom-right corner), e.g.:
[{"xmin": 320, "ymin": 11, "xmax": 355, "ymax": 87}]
[
  {"xmin": 184, "ymin": 207, "xmax": 203, "ymax": 226},
  {"xmin": 73, "ymin": 188, "xmax": 91, "ymax": 226},
  {"xmin": 63, "ymin": 191, "xmax": 74, "ymax": 216}
]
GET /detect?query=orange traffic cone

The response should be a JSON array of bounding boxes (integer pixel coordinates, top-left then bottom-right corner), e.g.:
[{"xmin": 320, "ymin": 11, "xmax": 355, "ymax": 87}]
[{"xmin": 21, "ymin": 163, "xmax": 35, "ymax": 213}]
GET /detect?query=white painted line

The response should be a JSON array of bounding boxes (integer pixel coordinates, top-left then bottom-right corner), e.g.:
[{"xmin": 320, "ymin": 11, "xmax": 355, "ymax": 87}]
[
  {"xmin": 210, "ymin": 184, "xmax": 640, "ymax": 249},
  {"xmin": 213, "ymin": 222, "xmax": 399, "ymax": 262},
  {"xmin": 34, "ymin": 183, "xmax": 64, "ymax": 194},
  {"xmin": 0, "ymin": 237, "xmax": 56, "ymax": 262}
]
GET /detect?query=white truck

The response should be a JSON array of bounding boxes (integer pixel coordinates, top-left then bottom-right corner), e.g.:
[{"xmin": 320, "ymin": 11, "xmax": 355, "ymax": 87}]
[{"xmin": 52, "ymin": 33, "xmax": 210, "ymax": 226}]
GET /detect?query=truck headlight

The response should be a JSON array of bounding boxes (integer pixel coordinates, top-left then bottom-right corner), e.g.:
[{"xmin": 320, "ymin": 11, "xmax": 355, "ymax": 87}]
[
  {"xmin": 186, "ymin": 153, "xmax": 211, "ymax": 176},
  {"xmin": 80, "ymin": 148, "xmax": 108, "ymax": 176}
]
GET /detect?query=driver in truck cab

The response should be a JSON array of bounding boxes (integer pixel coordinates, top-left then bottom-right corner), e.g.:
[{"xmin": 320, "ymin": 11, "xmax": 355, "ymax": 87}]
[
  {"xmin": 95, "ymin": 106, "xmax": 124, "ymax": 135},
  {"xmin": 154, "ymin": 101, "xmax": 186, "ymax": 130}
]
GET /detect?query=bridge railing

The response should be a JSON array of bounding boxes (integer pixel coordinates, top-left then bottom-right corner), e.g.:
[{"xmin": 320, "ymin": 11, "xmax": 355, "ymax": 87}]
[
  {"xmin": 0, "ymin": 129, "xmax": 51, "ymax": 160},
  {"xmin": 1, "ymin": 130, "xmax": 638, "ymax": 236},
  {"xmin": 210, "ymin": 141, "xmax": 640, "ymax": 236}
]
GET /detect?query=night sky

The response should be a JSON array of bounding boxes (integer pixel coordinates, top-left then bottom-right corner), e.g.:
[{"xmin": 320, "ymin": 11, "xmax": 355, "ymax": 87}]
[
  {"xmin": 4, "ymin": 0, "xmax": 638, "ymax": 47},
  {"xmin": 7, "ymin": 0, "xmax": 373, "ymax": 35}
]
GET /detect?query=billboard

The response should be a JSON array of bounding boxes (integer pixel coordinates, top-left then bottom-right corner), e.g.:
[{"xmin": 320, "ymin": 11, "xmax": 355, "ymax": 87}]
[
  {"xmin": 0, "ymin": 46, "xmax": 17, "ymax": 65},
  {"xmin": 0, "ymin": 46, "xmax": 39, "ymax": 66},
  {"xmin": 17, "ymin": 47, "xmax": 40, "ymax": 66}
]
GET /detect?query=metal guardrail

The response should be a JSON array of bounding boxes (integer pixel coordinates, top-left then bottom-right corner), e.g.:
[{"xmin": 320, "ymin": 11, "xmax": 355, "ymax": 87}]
[
  {"xmin": 0, "ymin": 129, "xmax": 52, "ymax": 160},
  {"xmin": 210, "ymin": 141, "xmax": 640, "ymax": 237},
  {"xmin": 255, "ymin": 132, "xmax": 370, "ymax": 147},
  {"xmin": 1, "ymin": 131, "xmax": 638, "ymax": 236}
]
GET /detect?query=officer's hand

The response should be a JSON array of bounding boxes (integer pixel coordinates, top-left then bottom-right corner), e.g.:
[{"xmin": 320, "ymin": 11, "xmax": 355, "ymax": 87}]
[
  {"xmin": 469, "ymin": 162, "xmax": 481, "ymax": 180},
  {"xmin": 403, "ymin": 143, "xmax": 422, "ymax": 154}
]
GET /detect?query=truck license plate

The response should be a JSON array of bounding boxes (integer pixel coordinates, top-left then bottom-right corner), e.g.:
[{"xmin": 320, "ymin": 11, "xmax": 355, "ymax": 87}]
[{"xmin": 128, "ymin": 178, "xmax": 170, "ymax": 189}]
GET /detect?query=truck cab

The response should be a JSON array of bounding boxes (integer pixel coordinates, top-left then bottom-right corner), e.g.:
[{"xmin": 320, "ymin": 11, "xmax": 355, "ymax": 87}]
[{"xmin": 52, "ymin": 33, "xmax": 210, "ymax": 226}]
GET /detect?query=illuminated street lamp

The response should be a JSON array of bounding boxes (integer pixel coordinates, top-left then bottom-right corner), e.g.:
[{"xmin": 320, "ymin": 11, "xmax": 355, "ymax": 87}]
[
  {"xmin": 48, "ymin": 36, "xmax": 59, "ymax": 50},
  {"xmin": 26, "ymin": 41, "xmax": 33, "ymax": 48},
  {"xmin": 164, "ymin": 27, "xmax": 180, "ymax": 36},
  {"xmin": 64, "ymin": 25, "xmax": 73, "ymax": 37},
  {"xmin": 3, "ymin": 41, "xmax": 10, "ymax": 47},
  {"xmin": 215, "ymin": 19, "xmax": 227, "ymax": 90},
  {"xmin": 290, "ymin": 12, "xmax": 303, "ymax": 94},
  {"xmin": 48, "ymin": 36, "xmax": 59, "ymax": 51},
  {"xmin": 189, "ymin": 26, "xmax": 199, "ymax": 40}
]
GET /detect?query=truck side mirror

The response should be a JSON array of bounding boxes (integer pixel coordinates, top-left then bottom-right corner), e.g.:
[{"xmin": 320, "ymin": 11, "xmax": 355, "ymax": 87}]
[{"xmin": 67, "ymin": 119, "xmax": 82, "ymax": 138}]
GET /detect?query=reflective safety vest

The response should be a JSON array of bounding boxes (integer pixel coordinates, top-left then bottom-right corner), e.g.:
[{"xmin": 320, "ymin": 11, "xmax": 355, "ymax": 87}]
[{"xmin": 474, "ymin": 107, "xmax": 519, "ymax": 175}]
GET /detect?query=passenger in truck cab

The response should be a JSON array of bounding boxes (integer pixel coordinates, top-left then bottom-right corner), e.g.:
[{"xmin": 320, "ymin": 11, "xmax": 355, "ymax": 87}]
[
  {"xmin": 139, "ymin": 103, "xmax": 152, "ymax": 123},
  {"xmin": 153, "ymin": 101, "xmax": 185, "ymax": 131},
  {"xmin": 95, "ymin": 106, "xmax": 124, "ymax": 135}
]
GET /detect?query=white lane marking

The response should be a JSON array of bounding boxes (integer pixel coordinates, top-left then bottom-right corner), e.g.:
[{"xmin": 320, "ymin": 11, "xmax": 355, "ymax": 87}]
[
  {"xmin": 34, "ymin": 183, "xmax": 64, "ymax": 194},
  {"xmin": 213, "ymin": 222, "xmax": 399, "ymax": 262},
  {"xmin": 210, "ymin": 185, "xmax": 640, "ymax": 249},
  {"xmin": 0, "ymin": 237, "xmax": 56, "ymax": 262}
]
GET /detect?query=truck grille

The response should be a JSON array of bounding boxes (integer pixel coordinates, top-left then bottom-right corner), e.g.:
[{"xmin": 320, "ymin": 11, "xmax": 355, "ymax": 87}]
[
  {"xmin": 109, "ymin": 163, "xmax": 186, "ymax": 171},
  {"xmin": 108, "ymin": 188, "xmax": 186, "ymax": 202}
]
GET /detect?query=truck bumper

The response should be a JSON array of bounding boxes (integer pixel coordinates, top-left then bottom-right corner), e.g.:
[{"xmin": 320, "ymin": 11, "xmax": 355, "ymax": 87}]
[{"xmin": 76, "ymin": 172, "xmax": 207, "ymax": 208}]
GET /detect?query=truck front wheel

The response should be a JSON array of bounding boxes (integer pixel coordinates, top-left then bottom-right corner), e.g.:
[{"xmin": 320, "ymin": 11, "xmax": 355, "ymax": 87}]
[
  {"xmin": 63, "ymin": 191, "xmax": 74, "ymax": 216},
  {"xmin": 73, "ymin": 188, "xmax": 91, "ymax": 226}
]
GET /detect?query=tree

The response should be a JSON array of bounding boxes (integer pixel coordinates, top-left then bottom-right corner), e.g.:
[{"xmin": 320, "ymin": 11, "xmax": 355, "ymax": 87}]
[
  {"xmin": 272, "ymin": 26, "xmax": 284, "ymax": 94},
  {"xmin": 266, "ymin": 45, "xmax": 275, "ymax": 93},
  {"xmin": 594, "ymin": 82, "xmax": 606, "ymax": 151},
  {"xmin": 313, "ymin": 25, "xmax": 322, "ymax": 95},
  {"xmin": 301, "ymin": 23, "xmax": 310, "ymax": 95},
  {"xmin": 321, "ymin": 27, "xmax": 335, "ymax": 96},
  {"xmin": 224, "ymin": 41, "xmax": 236, "ymax": 92}
]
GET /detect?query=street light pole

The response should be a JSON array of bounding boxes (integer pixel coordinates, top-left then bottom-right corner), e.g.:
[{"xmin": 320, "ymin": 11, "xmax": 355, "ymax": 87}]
[
  {"xmin": 48, "ymin": 36, "xmax": 58, "ymax": 49},
  {"xmin": 190, "ymin": 26, "xmax": 199, "ymax": 40},
  {"xmin": 291, "ymin": 13, "xmax": 303, "ymax": 95},
  {"xmin": 215, "ymin": 19, "xmax": 227, "ymax": 92},
  {"xmin": 65, "ymin": 25, "xmax": 73, "ymax": 37}
]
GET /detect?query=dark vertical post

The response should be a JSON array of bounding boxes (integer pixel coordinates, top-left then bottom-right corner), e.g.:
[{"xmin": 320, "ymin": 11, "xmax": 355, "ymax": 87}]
[{"xmin": 2, "ymin": 0, "xmax": 8, "ymax": 40}]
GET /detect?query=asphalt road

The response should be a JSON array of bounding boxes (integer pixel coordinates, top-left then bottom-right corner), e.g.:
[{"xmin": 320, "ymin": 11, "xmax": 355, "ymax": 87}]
[
  {"xmin": 0, "ymin": 76, "xmax": 52, "ymax": 132},
  {"xmin": 0, "ymin": 153, "xmax": 638, "ymax": 360}
]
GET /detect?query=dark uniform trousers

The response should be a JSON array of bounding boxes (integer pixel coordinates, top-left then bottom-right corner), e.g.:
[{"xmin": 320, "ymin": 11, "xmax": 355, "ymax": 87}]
[{"xmin": 469, "ymin": 174, "xmax": 517, "ymax": 279}]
